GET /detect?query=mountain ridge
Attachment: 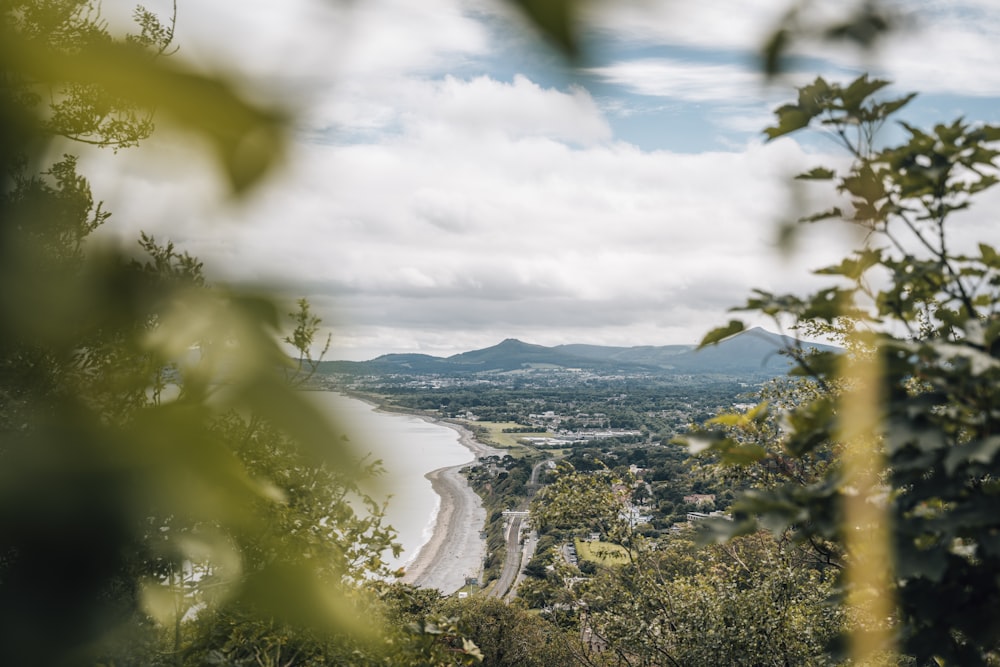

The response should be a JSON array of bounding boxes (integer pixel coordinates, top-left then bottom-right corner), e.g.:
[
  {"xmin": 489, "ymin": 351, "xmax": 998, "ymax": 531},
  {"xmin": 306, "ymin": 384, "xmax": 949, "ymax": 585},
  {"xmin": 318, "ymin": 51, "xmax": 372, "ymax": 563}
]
[{"xmin": 318, "ymin": 327, "xmax": 839, "ymax": 378}]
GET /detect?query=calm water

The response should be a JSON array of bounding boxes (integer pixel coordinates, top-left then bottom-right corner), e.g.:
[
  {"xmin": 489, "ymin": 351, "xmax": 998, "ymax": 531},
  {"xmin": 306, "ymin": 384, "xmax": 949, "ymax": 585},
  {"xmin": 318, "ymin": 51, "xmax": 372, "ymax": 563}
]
[{"xmin": 305, "ymin": 392, "xmax": 474, "ymax": 570}]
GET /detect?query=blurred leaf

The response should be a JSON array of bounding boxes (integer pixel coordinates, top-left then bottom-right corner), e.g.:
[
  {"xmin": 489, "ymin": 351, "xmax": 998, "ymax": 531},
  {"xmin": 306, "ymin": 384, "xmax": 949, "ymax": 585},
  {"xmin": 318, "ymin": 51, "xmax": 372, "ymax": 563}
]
[
  {"xmin": 788, "ymin": 350, "xmax": 840, "ymax": 380},
  {"xmin": 824, "ymin": 5, "xmax": 892, "ymax": 48},
  {"xmin": 236, "ymin": 562, "xmax": 374, "ymax": 641},
  {"xmin": 507, "ymin": 0, "xmax": 580, "ymax": 57},
  {"xmin": 980, "ymin": 124, "xmax": 1000, "ymax": 142},
  {"xmin": 795, "ymin": 167, "xmax": 836, "ymax": 180},
  {"xmin": 764, "ymin": 105, "xmax": 812, "ymax": 141},
  {"xmin": 979, "ymin": 243, "xmax": 1000, "ymax": 269},
  {"xmin": 798, "ymin": 207, "xmax": 843, "ymax": 223},
  {"xmin": 762, "ymin": 27, "xmax": 790, "ymax": 78},
  {"xmin": 694, "ymin": 515, "xmax": 757, "ymax": 544},
  {"xmin": 841, "ymin": 75, "xmax": 890, "ymax": 110},
  {"xmin": 801, "ymin": 287, "xmax": 853, "ymax": 322},
  {"xmin": 234, "ymin": 375, "xmax": 360, "ymax": 471},
  {"xmin": 139, "ymin": 579, "xmax": 183, "ymax": 627},
  {"xmin": 2, "ymin": 33, "xmax": 287, "ymax": 193},
  {"xmin": 721, "ymin": 443, "xmax": 768, "ymax": 466},
  {"xmin": 685, "ymin": 433, "xmax": 720, "ymax": 455},
  {"xmin": 815, "ymin": 248, "xmax": 883, "ymax": 280},
  {"xmin": 699, "ymin": 320, "xmax": 745, "ymax": 348},
  {"xmin": 876, "ymin": 92, "xmax": 917, "ymax": 118},
  {"xmin": 462, "ymin": 638, "xmax": 484, "ymax": 660}
]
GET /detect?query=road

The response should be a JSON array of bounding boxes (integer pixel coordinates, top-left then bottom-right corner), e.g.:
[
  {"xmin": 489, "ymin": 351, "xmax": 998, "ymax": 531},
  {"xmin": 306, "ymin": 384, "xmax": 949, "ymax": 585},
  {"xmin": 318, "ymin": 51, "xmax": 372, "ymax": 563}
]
[
  {"xmin": 527, "ymin": 458, "xmax": 549, "ymax": 493},
  {"xmin": 489, "ymin": 514, "xmax": 524, "ymax": 598},
  {"xmin": 489, "ymin": 457, "xmax": 557, "ymax": 598}
]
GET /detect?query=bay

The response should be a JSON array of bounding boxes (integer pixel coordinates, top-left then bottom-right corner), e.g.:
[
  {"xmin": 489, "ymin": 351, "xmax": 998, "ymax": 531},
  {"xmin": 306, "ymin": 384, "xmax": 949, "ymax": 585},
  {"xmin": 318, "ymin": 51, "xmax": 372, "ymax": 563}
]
[{"xmin": 305, "ymin": 391, "xmax": 474, "ymax": 571}]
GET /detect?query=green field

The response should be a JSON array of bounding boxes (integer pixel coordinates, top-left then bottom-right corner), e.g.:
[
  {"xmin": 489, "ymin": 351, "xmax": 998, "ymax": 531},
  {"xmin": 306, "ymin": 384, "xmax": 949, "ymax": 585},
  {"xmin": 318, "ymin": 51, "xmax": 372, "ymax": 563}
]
[
  {"xmin": 574, "ymin": 538, "xmax": 632, "ymax": 565},
  {"xmin": 467, "ymin": 421, "xmax": 545, "ymax": 452}
]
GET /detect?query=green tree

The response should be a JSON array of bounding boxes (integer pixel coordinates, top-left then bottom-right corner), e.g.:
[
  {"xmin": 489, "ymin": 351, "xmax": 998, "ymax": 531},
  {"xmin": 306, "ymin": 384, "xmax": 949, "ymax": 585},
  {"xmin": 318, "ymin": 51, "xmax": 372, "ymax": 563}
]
[
  {"xmin": 585, "ymin": 531, "xmax": 841, "ymax": 667},
  {"xmin": 532, "ymin": 465, "xmax": 635, "ymax": 547},
  {"xmin": 694, "ymin": 75, "xmax": 1000, "ymax": 665},
  {"xmin": 438, "ymin": 596, "xmax": 577, "ymax": 667},
  {"xmin": 0, "ymin": 3, "xmax": 395, "ymax": 664},
  {"xmin": 3, "ymin": 0, "xmax": 176, "ymax": 148},
  {"xmin": 531, "ymin": 468, "xmax": 842, "ymax": 666}
]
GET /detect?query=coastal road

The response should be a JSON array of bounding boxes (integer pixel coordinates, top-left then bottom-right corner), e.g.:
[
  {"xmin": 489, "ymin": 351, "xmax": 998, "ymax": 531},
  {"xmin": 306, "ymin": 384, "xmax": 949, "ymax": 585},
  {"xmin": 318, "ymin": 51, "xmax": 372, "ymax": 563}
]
[
  {"xmin": 490, "ymin": 459, "xmax": 556, "ymax": 598},
  {"xmin": 489, "ymin": 514, "xmax": 524, "ymax": 598},
  {"xmin": 507, "ymin": 529, "xmax": 538, "ymax": 601},
  {"xmin": 489, "ymin": 457, "xmax": 557, "ymax": 598},
  {"xmin": 527, "ymin": 457, "xmax": 556, "ymax": 495}
]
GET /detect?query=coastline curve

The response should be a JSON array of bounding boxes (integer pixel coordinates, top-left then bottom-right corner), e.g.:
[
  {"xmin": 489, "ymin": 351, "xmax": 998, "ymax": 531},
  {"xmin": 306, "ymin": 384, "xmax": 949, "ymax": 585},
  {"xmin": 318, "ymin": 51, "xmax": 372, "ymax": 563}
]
[{"xmin": 400, "ymin": 420, "xmax": 502, "ymax": 593}]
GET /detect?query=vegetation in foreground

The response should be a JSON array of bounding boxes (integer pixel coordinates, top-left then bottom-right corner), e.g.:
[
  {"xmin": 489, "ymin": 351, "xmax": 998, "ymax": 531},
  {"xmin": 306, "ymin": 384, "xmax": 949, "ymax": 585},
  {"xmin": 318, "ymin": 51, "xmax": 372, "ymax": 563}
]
[{"xmin": 3, "ymin": 1, "xmax": 1000, "ymax": 665}]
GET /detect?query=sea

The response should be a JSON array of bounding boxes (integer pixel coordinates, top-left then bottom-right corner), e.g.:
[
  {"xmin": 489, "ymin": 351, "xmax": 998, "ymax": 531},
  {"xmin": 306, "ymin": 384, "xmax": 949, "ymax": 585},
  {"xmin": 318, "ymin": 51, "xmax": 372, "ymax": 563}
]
[{"xmin": 305, "ymin": 391, "xmax": 475, "ymax": 571}]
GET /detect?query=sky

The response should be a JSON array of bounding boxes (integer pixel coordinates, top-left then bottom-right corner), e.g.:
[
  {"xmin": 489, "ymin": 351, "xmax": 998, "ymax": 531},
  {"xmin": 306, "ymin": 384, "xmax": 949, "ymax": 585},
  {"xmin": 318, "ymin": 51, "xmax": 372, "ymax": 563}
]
[{"xmin": 84, "ymin": 0, "xmax": 1000, "ymax": 360}]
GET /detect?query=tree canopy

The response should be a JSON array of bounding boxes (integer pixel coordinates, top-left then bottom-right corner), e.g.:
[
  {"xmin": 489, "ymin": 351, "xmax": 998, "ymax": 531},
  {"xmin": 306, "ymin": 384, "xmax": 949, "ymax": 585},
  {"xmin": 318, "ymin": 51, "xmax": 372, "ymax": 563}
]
[
  {"xmin": 0, "ymin": 2, "xmax": 401, "ymax": 664},
  {"xmin": 692, "ymin": 74, "xmax": 1000, "ymax": 665}
]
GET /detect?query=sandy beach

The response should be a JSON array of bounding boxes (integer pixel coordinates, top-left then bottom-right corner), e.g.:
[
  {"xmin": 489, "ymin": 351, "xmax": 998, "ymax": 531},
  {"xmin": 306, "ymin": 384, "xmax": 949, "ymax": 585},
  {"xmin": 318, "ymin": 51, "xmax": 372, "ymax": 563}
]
[{"xmin": 400, "ymin": 419, "xmax": 502, "ymax": 593}]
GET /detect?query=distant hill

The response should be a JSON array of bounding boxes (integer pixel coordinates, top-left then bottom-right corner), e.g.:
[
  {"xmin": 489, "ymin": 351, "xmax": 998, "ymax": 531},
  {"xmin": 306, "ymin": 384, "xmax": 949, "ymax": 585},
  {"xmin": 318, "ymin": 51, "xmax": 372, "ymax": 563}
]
[
  {"xmin": 669, "ymin": 327, "xmax": 831, "ymax": 374},
  {"xmin": 444, "ymin": 338, "xmax": 654, "ymax": 372},
  {"xmin": 317, "ymin": 327, "xmax": 839, "ymax": 378},
  {"xmin": 554, "ymin": 343, "xmax": 691, "ymax": 366}
]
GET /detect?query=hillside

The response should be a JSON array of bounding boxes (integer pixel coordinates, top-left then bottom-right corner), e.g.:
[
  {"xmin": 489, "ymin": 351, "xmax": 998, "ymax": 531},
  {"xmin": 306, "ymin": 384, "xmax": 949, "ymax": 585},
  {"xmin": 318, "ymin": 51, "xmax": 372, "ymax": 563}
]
[{"xmin": 318, "ymin": 328, "xmax": 838, "ymax": 378}]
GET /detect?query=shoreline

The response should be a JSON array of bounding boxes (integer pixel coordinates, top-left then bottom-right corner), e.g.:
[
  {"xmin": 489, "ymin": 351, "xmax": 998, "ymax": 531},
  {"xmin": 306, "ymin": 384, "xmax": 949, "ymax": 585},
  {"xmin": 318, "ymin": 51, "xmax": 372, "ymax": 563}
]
[
  {"xmin": 400, "ymin": 420, "xmax": 502, "ymax": 592},
  {"xmin": 338, "ymin": 391, "xmax": 503, "ymax": 593}
]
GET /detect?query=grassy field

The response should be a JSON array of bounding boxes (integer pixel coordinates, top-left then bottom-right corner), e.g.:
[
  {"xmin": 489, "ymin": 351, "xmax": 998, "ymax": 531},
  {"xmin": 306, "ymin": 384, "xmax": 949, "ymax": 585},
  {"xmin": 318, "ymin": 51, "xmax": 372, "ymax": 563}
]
[
  {"xmin": 466, "ymin": 421, "xmax": 547, "ymax": 452},
  {"xmin": 574, "ymin": 538, "xmax": 632, "ymax": 565}
]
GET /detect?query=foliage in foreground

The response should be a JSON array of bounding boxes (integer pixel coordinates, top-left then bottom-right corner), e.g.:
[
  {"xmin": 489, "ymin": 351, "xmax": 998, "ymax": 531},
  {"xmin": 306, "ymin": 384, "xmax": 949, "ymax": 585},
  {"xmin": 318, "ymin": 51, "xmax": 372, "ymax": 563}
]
[
  {"xmin": 0, "ymin": 0, "xmax": 982, "ymax": 664},
  {"xmin": 0, "ymin": 3, "xmax": 436, "ymax": 665},
  {"xmin": 523, "ymin": 74, "xmax": 1000, "ymax": 666},
  {"xmin": 693, "ymin": 75, "xmax": 1000, "ymax": 665}
]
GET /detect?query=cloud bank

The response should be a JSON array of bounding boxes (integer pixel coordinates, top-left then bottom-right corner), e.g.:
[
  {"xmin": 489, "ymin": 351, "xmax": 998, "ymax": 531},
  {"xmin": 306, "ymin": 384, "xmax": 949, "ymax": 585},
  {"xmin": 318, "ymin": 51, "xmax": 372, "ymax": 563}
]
[{"xmin": 85, "ymin": 0, "xmax": 1000, "ymax": 359}]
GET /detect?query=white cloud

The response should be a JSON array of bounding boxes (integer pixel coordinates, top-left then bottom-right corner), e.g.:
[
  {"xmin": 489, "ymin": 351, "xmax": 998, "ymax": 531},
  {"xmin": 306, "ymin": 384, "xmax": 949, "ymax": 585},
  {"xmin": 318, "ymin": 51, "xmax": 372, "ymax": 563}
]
[
  {"xmin": 589, "ymin": 1, "xmax": 1000, "ymax": 99},
  {"xmin": 80, "ymin": 1, "xmax": 1000, "ymax": 361},
  {"xmin": 318, "ymin": 0, "xmax": 490, "ymax": 79},
  {"xmin": 585, "ymin": 0, "xmax": 788, "ymax": 53},
  {"xmin": 589, "ymin": 59, "xmax": 776, "ymax": 103},
  {"xmin": 445, "ymin": 76, "xmax": 606, "ymax": 142},
  {"xmin": 875, "ymin": 16, "xmax": 1000, "ymax": 97},
  {"xmin": 387, "ymin": 75, "xmax": 613, "ymax": 145},
  {"xmin": 308, "ymin": 74, "xmax": 612, "ymax": 150},
  {"xmin": 104, "ymin": 0, "xmax": 493, "ymax": 117},
  {"xmin": 85, "ymin": 102, "xmax": 858, "ymax": 359}
]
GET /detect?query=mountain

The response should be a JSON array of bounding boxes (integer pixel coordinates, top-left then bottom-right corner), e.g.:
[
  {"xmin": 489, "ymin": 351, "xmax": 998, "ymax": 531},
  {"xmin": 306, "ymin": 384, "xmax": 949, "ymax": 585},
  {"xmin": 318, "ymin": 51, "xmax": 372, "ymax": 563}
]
[
  {"xmin": 359, "ymin": 353, "xmax": 446, "ymax": 374},
  {"xmin": 554, "ymin": 343, "xmax": 691, "ymax": 366},
  {"xmin": 555, "ymin": 328, "xmax": 838, "ymax": 375},
  {"xmin": 444, "ymin": 338, "xmax": 650, "ymax": 372},
  {"xmin": 317, "ymin": 328, "xmax": 839, "ymax": 378},
  {"xmin": 448, "ymin": 338, "xmax": 560, "ymax": 369},
  {"xmin": 670, "ymin": 327, "xmax": 829, "ymax": 374}
]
